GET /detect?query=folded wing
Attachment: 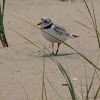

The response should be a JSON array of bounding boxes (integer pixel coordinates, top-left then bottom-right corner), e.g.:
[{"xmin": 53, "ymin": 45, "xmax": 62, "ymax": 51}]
[{"xmin": 53, "ymin": 24, "xmax": 70, "ymax": 36}]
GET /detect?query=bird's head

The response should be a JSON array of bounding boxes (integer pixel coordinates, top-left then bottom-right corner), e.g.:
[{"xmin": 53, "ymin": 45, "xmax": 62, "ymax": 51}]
[{"xmin": 37, "ymin": 17, "xmax": 53, "ymax": 28}]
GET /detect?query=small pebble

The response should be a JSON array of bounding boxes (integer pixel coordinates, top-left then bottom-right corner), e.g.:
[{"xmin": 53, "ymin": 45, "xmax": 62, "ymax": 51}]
[{"xmin": 72, "ymin": 78, "xmax": 78, "ymax": 80}]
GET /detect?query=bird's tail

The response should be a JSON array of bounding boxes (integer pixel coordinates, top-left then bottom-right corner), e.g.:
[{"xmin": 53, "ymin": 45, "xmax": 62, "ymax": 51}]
[
  {"xmin": 72, "ymin": 35, "xmax": 80, "ymax": 38},
  {"xmin": 70, "ymin": 34, "xmax": 79, "ymax": 38}
]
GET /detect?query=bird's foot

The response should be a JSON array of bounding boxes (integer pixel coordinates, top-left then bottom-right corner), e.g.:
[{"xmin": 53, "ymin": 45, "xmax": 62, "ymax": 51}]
[{"xmin": 52, "ymin": 53, "xmax": 57, "ymax": 56}]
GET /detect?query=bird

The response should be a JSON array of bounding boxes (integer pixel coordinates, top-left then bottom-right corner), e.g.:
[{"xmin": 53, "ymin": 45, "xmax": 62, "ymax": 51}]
[{"xmin": 37, "ymin": 17, "xmax": 79, "ymax": 55}]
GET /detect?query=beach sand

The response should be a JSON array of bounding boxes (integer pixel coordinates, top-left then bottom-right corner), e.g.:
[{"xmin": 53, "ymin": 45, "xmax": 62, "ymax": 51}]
[{"xmin": 0, "ymin": 0, "xmax": 100, "ymax": 100}]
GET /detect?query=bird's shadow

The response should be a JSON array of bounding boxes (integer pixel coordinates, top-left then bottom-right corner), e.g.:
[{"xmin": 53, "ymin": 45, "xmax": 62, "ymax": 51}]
[{"xmin": 41, "ymin": 52, "xmax": 78, "ymax": 57}]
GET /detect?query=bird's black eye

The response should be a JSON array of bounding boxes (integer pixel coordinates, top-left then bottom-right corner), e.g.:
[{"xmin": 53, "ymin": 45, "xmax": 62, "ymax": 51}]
[
  {"xmin": 44, "ymin": 20, "xmax": 47, "ymax": 22},
  {"xmin": 41, "ymin": 18, "xmax": 43, "ymax": 20}
]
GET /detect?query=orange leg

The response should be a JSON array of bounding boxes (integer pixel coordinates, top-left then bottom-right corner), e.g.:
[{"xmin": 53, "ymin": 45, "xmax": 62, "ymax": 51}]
[
  {"xmin": 56, "ymin": 43, "xmax": 61, "ymax": 55},
  {"xmin": 52, "ymin": 43, "xmax": 54, "ymax": 55}
]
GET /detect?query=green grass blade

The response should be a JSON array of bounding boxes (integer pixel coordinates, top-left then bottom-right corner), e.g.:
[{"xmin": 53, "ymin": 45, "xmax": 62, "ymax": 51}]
[
  {"xmin": 83, "ymin": 0, "xmax": 100, "ymax": 49},
  {"xmin": 91, "ymin": 1, "xmax": 100, "ymax": 49},
  {"xmin": 10, "ymin": 28, "xmax": 42, "ymax": 50},
  {"xmin": 94, "ymin": 85, "xmax": 100, "ymax": 100},
  {"xmin": 0, "ymin": 3, "xmax": 2, "ymax": 26},
  {"xmin": 57, "ymin": 62, "xmax": 77, "ymax": 100},
  {"xmin": 2, "ymin": 0, "xmax": 5, "ymax": 16},
  {"xmin": 78, "ymin": 10, "xmax": 93, "ymax": 26},
  {"xmin": 91, "ymin": 1, "xmax": 96, "ymax": 27},
  {"xmin": 85, "ymin": 71, "xmax": 95, "ymax": 100},
  {"xmin": 43, "ymin": 82, "xmax": 48, "ymax": 100},
  {"xmin": 84, "ymin": 65, "xmax": 89, "ymax": 100},
  {"xmin": 14, "ymin": 16, "xmax": 100, "ymax": 71},
  {"xmin": 0, "ymin": 0, "xmax": 4, "ymax": 31},
  {"xmin": 83, "ymin": 0, "xmax": 94, "ymax": 25},
  {"xmin": 0, "ymin": 0, "xmax": 5, "ymax": 34},
  {"xmin": 45, "ymin": 75, "xmax": 65, "ymax": 100},
  {"xmin": 80, "ymin": 80, "xmax": 84, "ymax": 100},
  {"xmin": 72, "ymin": 19, "xmax": 93, "ymax": 31},
  {"xmin": 73, "ymin": 11, "xmax": 100, "ymax": 36},
  {"xmin": 42, "ymin": 51, "xmax": 48, "ymax": 100},
  {"xmin": 0, "ymin": 0, "xmax": 8, "ymax": 47},
  {"xmin": 50, "ymin": 59, "xmax": 76, "ymax": 100},
  {"xmin": 47, "ymin": 57, "xmax": 76, "ymax": 100},
  {"xmin": 42, "ymin": 52, "xmax": 45, "ymax": 100}
]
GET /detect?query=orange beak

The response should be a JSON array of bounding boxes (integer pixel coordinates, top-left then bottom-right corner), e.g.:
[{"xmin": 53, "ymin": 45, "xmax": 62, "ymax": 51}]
[{"xmin": 37, "ymin": 22, "xmax": 42, "ymax": 25}]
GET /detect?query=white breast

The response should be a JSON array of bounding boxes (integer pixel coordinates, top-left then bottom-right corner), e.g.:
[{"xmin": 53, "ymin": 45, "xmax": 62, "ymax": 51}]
[{"xmin": 41, "ymin": 27, "xmax": 69, "ymax": 43}]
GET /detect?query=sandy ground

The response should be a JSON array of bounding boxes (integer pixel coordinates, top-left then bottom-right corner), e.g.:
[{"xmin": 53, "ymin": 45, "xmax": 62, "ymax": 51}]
[{"xmin": 0, "ymin": 0, "xmax": 100, "ymax": 100}]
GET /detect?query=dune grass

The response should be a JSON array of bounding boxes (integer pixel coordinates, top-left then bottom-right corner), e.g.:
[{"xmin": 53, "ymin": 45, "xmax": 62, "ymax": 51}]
[
  {"xmin": 73, "ymin": 0, "xmax": 100, "ymax": 49},
  {"xmin": 42, "ymin": 51, "xmax": 48, "ymax": 100},
  {"xmin": 84, "ymin": 0, "xmax": 100, "ymax": 49},
  {"xmin": 72, "ymin": 1, "xmax": 100, "ymax": 99},
  {"xmin": 0, "ymin": 0, "xmax": 8, "ymax": 47}
]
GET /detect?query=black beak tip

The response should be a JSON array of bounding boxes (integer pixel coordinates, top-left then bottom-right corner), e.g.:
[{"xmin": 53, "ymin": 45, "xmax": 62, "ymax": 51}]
[{"xmin": 37, "ymin": 23, "xmax": 39, "ymax": 25}]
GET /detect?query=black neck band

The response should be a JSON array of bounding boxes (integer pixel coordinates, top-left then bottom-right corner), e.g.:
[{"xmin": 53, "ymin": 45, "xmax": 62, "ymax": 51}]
[{"xmin": 42, "ymin": 23, "xmax": 53, "ymax": 29}]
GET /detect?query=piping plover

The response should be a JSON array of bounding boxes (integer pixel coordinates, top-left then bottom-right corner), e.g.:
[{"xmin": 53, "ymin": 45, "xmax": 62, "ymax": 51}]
[{"xmin": 37, "ymin": 17, "xmax": 79, "ymax": 55}]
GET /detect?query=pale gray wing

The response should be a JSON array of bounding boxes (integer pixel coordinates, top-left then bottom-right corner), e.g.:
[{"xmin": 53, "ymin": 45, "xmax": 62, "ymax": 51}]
[{"xmin": 53, "ymin": 24, "xmax": 70, "ymax": 36}]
